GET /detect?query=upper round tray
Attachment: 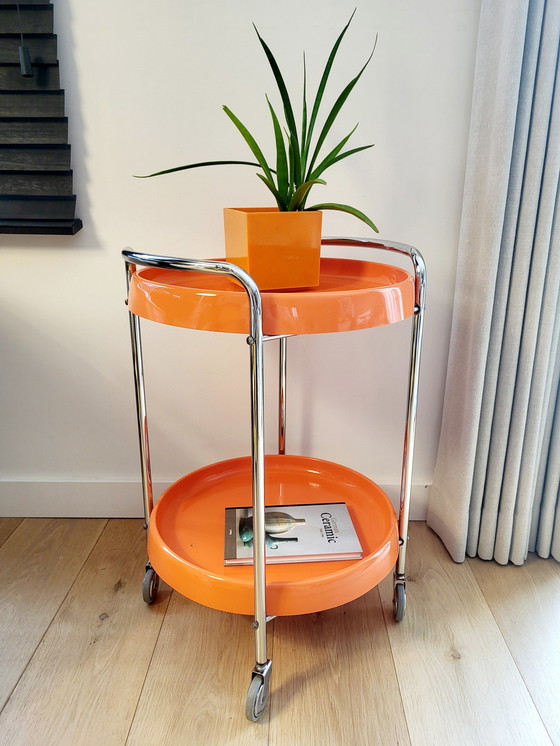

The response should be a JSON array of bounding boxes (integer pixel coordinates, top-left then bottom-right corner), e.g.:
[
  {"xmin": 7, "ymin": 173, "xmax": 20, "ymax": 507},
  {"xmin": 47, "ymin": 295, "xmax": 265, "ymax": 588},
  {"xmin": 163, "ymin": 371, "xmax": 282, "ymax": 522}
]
[
  {"xmin": 147, "ymin": 454, "xmax": 398, "ymax": 617},
  {"xmin": 128, "ymin": 257, "xmax": 415, "ymax": 335}
]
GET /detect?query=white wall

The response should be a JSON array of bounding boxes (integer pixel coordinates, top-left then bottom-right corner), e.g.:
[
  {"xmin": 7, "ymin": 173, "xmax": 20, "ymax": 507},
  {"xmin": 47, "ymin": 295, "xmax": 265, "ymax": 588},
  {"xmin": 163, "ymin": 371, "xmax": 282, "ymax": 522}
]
[{"xmin": 0, "ymin": 0, "xmax": 481, "ymax": 517}]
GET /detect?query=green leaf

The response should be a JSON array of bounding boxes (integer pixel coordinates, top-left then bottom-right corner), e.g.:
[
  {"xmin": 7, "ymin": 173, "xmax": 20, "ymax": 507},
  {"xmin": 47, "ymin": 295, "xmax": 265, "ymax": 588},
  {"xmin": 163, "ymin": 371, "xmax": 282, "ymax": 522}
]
[
  {"xmin": 134, "ymin": 160, "xmax": 264, "ymax": 178},
  {"xmin": 309, "ymin": 142, "xmax": 375, "ymax": 181},
  {"xmin": 222, "ymin": 105, "xmax": 275, "ymax": 184},
  {"xmin": 266, "ymin": 95, "xmax": 289, "ymax": 205},
  {"xmin": 306, "ymin": 202, "xmax": 379, "ymax": 232},
  {"xmin": 301, "ymin": 53, "xmax": 308, "ymax": 160},
  {"xmin": 287, "ymin": 179, "xmax": 326, "ymax": 211},
  {"xmin": 253, "ymin": 24, "xmax": 302, "ymax": 184},
  {"xmin": 303, "ymin": 9, "xmax": 356, "ymax": 168},
  {"xmin": 306, "ymin": 124, "xmax": 359, "ymax": 180},
  {"xmin": 287, "ymin": 133, "xmax": 296, "ymax": 197},
  {"xmin": 256, "ymin": 173, "xmax": 284, "ymax": 210},
  {"xmin": 307, "ymin": 36, "xmax": 377, "ymax": 175}
]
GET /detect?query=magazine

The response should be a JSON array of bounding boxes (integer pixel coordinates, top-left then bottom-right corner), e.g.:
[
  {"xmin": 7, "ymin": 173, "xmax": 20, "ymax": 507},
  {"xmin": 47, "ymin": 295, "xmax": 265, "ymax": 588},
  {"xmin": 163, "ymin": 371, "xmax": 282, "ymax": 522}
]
[{"xmin": 224, "ymin": 502, "xmax": 363, "ymax": 566}]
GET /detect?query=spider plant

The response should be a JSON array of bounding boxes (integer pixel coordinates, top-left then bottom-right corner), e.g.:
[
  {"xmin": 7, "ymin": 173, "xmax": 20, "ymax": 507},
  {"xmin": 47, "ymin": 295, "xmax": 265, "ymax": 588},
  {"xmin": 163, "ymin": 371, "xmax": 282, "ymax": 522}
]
[{"xmin": 138, "ymin": 11, "xmax": 378, "ymax": 233}]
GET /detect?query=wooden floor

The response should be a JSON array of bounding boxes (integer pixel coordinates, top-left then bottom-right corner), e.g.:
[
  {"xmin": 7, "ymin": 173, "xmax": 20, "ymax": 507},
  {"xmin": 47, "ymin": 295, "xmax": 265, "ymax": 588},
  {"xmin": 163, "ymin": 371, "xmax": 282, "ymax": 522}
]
[{"xmin": 0, "ymin": 519, "xmax": 558, "ymax": 746}]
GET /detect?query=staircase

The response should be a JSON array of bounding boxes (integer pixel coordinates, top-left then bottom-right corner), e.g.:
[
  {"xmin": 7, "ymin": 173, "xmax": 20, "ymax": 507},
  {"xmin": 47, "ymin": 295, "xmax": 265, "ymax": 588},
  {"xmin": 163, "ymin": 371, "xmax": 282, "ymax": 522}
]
[{"xmin": 0, "ymin": 0, "xmax": 82, "ymax": 234}]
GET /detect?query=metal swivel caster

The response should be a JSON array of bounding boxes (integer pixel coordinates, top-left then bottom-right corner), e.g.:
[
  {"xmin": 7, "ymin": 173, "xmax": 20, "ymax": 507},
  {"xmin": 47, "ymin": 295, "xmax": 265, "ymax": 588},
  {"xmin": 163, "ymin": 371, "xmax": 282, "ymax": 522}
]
[
  {"xmin": 245, "ymin": 661, "xmax": 272, "ymax": 722},
  {"xmin": 245, "ymin": 675, "xmax": 269, "ymax": 721},
  {"xmin": 142, "ymin": 564, "xmax": 159, "ymax": 604},
  {"xmin": 393, "ymin": 581, "xmax": 406, "ymax": 622}
]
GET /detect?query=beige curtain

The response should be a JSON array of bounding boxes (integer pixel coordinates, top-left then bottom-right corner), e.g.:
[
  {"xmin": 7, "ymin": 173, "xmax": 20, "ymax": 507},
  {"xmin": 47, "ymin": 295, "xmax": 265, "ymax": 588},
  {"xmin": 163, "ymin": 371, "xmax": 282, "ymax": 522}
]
[{"xmin": 428, "ymin": 0, "xmax": 560, "ymax": 565}]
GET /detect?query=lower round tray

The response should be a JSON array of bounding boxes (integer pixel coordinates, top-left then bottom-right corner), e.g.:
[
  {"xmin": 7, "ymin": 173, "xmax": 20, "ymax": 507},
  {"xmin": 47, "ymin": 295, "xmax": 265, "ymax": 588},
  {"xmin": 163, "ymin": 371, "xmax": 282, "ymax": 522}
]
[{"xmin": 148, "ymin": 455, "xmax": 398, "ymax": 616}]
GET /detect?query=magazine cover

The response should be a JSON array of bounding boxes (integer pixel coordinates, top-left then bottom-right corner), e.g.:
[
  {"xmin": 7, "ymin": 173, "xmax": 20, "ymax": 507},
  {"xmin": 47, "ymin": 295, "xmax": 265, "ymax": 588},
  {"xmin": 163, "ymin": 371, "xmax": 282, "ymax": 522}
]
[{"xmin": 224, "ymin": 502, "xmax": 363, "ymax": 565}]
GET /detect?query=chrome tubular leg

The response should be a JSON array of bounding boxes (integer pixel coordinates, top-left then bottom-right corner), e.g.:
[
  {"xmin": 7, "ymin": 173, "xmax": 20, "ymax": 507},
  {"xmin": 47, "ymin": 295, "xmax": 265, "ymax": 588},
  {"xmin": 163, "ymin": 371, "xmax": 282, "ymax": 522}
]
[
  {"xmin": 126, "ymin": 270, "xmax": 153, "ymax": 529},
  {"xmin": 242, "ymin": 278, "xmax": 271, "ymax": 719},
  {"xmin": 278, "ymin": 336, "xmax": 288, "ymax": 455},
  {"xmin": 396, "ymin": 274, "xmax": 426, "ymax": 588},
  {"xmin": 122, "ymin": 251, "xmax": 281, "ymax": 716},
  {"xmin": 247, "ymin": 323, "xmax": 268, "ymax": 667},
  {"xmin": 318, "ymin": 239, "xmax": 427, "ymax": 606}
]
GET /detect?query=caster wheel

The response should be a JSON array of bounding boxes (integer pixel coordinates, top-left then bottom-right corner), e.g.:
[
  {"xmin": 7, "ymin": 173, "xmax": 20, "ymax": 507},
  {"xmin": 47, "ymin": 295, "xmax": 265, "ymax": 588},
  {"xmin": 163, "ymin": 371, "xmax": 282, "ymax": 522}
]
[
  {"xmin": 393, "ymin": 582, "xmax": 406, "ymax": 622},
  {"xmin": 142, "ymin": 566, "xmax": 159, "ymax": 604},
  {"xmin": 245, "ymin": 675, "xmax": 268, "ymax": 722}
]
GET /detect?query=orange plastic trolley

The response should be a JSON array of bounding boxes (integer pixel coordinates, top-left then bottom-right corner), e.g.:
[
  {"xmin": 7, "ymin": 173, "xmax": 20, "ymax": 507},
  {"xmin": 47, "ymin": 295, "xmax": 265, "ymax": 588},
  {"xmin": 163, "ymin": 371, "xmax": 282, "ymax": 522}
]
[{"xmin": 123, "ymin": 238, "xmax": 426, "ymax": 721}]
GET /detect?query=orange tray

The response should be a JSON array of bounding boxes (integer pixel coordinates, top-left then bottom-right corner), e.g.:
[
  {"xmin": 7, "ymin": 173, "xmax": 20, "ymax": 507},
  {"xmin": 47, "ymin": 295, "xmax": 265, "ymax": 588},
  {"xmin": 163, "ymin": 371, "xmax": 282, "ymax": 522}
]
[
  {"xmin": 147, "ymin": 455, "xmax": 398, "ymax": 616},
  {"xmin": 128, "ymin": 257, "xmax": 415, "ymax": 335}
]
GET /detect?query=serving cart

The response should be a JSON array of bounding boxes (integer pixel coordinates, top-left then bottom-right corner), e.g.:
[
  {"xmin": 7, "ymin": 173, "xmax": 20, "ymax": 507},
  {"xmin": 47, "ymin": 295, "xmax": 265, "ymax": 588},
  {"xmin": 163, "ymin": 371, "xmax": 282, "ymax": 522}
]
[{"xmin": 123, "ymin": 238, "xmax": 426, "ymax": 721}]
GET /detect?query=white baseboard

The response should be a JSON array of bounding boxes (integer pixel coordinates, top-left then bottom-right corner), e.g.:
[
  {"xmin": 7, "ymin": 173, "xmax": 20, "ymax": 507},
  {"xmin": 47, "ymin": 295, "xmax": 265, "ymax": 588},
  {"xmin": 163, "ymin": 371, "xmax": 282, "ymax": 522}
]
[
  {"xmin": 0, "ymin": 481, "xmax": 166, "ymax": 518},
  {"xmin": 381, "ymin": 483, "xmax": 430, "ymax": 521},
  {"xmin": 0, "ymin": 481, "xmax": 430, "ymax": 519}
]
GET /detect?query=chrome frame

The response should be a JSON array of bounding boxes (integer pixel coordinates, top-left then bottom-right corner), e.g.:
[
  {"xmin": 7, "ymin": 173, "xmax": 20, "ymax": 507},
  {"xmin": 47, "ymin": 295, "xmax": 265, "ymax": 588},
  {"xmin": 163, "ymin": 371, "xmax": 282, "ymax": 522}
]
[
  {"xmin": 278, "ymin": 336, "xmax": 288, "ymax": 455},
  {"xmin": 123, "ymin": 238, "xmax": 425, "ymax": 716},
  {"xmin": 125, "ymin": 263, "xmax": 153, "ymax": 528},
  {"xmin": 322, "ymin": 238, "xmax": 427, "ymax": 597},
  {"xmin": 123, "ymin": 250, "xmax": 269, "ymax": 671}
]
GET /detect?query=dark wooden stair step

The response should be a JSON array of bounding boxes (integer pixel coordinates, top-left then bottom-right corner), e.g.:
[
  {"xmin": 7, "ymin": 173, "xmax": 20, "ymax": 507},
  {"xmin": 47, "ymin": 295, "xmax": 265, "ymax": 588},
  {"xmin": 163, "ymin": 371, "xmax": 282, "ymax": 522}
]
[
  {"xmin": 0, "ymin": 194, "xmax": 76, "ymax": 219},
  {"xmin": 0, "ymin": 169, "xmax": 72, "ymax": 195},
  {"xmin": 0, "ymin": 35, "xmax": 57, "ymax": 64},
  {"xmin": 0, "ymin": 144, "xmax": 70, "ymax": 170},
  {"xmin": 0, "ymin": 1, "xmax": 51, "ymax": 5},
  {"xmin": 0, "ymin": 90, "xmax": 64, "ymax": 117},
  {"xmin": 0, "ymin": 5, "xmax": 53, "ymax": 34},
  {"xmin": 0, "ymin": 217, "xmax": 82, "ymax": 234},
  {"xmin": 0, "ymin": 63, "xmax": 60, "ymax": 90},
  {"xmin": 0, "ymin": 117, "xmax": 67, "ymax": 143}
]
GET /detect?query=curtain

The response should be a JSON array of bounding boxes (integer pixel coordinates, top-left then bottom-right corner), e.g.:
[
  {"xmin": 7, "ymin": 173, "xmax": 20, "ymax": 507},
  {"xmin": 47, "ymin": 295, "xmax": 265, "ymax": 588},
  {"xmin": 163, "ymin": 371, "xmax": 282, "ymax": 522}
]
[{"xmin": 427, "ymin": 0, "xmax": 560, "ymax": 565}]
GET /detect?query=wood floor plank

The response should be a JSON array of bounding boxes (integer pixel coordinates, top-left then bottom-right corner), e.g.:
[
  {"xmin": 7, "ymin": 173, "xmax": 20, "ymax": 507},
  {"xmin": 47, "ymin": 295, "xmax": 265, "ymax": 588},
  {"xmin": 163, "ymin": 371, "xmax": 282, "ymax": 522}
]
[
  {"xmin": 0, "ymin": 517, "xmax": 23, "ymax": 547},
  {"xmin": 0, "ymin": 518, "xmax": 106, "ymax": 710},
  {"xmin": 379, "ymin": 523, "xmax": 552, "ymax": 746},
  {"xmin": 0, "ymin": 520, "xmax": 170, "ymax": 746},
  {"xmin": 269, "ymin": 588, "xmax": 411, "ymax": 746},
  {"xmin": 470, "ymin": 553, "xmax": 560, "ymax": 745},
  {"xmin": 126, "ymin": 593, "xmax": 271, "ymax": 745}
]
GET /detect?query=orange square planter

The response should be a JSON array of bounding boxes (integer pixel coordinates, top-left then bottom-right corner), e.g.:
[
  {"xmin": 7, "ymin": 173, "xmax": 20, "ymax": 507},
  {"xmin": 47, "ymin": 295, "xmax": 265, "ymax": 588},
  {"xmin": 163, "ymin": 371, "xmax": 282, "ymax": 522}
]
[{"xmin": 224, "ymin": 207, "xmax": 322, "ymax": 290}]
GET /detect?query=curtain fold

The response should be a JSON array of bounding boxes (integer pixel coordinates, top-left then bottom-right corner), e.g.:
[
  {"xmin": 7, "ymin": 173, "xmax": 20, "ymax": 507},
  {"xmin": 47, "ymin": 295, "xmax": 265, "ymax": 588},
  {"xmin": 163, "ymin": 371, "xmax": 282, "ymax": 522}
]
[{"xmin": 427, "ymin": 0, "xmax": 560, "ymax": 565}]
